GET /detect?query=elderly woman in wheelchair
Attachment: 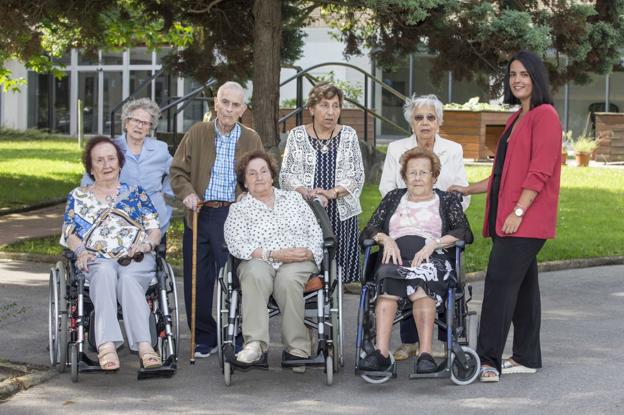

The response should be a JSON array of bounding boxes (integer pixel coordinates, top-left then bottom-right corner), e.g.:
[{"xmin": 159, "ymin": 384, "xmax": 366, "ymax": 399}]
[
  {"xmin": 61, "ymin": 136, "xmax": 163, "ymax": 371},
  {"xmin": 223, "ymin": 151, "xmax": 324, "ymax": 370},
  {"xmin": 358, "ymin": 147, "xmax": 474, "ymax": 377}
]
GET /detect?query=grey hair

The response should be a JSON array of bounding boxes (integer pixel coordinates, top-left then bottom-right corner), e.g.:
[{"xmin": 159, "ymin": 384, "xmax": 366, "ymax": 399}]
[
  {"xmin": 217, "ymin": 81, "xmax": 247, "ymax": 104},
  {"xmin": 403, "ymin": 94, "xmax": 444, "ymax": 126},
  {"xmin": 121, "ymin": 98, "xmax": 160, "ymax": 130}
]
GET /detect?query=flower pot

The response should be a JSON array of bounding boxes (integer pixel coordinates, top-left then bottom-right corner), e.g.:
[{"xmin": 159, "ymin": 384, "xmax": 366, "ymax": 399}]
[
  {"xmin": 575, "ymin": 152, "xmax": 591, "ymax": 167},
  {"xmin": 561, "ymin": 151, "xmax": 567, "ymax": 166}
]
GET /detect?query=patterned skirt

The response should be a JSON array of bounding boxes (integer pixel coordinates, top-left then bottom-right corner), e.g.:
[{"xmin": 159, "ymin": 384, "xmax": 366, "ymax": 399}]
[{"xmin": 375, "ymin": 235, "xmax": 454, "ymax": 306}]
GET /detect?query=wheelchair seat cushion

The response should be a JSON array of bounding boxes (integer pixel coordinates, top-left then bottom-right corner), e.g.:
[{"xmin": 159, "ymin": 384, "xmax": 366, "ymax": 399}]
[{"xmin": 375, "ymin": 235, "xmax": 454, "ymax": 307}]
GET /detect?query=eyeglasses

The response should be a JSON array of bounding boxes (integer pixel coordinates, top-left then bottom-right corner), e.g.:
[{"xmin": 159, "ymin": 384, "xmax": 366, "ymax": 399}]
[
  {"xmin": 128, "ymin": 117, "xmax": 152, "ymax": 128},
  {"xmin": 414, "ymin": 114, "xmax": 437, "ymax": 122},
  {"xmin": 117, "ymin": 251, "xmax": 144, "ymax": 266},
  {"xmin": 407, "ymin": 170, "xmax": 432, "ymax": 178}
]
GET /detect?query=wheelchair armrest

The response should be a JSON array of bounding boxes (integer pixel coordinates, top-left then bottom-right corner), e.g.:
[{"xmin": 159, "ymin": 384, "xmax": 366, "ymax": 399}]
[
  {"xmin": 362, "ymin": 238, "xmax": 377, "ymax": 248},
  {"xmin": 63, "ymin": 249, "xmax": 76, "ymax": 261},
  {"xmin": 156, "ymin": 243, "xmax": 166, "ymax": 257}
]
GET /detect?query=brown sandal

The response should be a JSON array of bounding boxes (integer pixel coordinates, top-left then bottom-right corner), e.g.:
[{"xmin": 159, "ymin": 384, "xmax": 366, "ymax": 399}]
[
  {"xmin": 140, "ymin": 351, "xmax": 162, "ymax": 369},
  {"xmin": 97, "ymin": 343, "xmax": 120, "ymax": 371}
]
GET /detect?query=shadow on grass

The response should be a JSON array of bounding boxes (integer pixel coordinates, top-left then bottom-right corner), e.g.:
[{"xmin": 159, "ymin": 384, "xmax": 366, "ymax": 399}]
[
  {"xmin": 0, "ymin": 173, "xmax": 81, "ymax": 209},
  {"xmin": 0, "ymin": 147, "xmax": 82, "ymax": 162}
]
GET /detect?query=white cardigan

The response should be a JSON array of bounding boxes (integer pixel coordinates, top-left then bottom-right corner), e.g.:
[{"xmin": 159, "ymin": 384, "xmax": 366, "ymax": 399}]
[
  {"xmin": 378, "ymin": 134, "xmax": 470, "ymax": 211},
  {"xmin": 280, "ymin": 125, "xmax": 364, "ymax": 221}
]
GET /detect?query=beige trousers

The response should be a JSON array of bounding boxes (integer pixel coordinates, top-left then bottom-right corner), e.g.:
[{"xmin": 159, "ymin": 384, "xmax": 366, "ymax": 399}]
[{"xmin": 237, "ymin": 259, "xmax": 318, "ymax": 356}]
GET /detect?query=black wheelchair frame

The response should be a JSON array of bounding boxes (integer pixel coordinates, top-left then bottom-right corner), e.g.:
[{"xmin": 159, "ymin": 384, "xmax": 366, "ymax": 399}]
[
  {"xmin": 216, "ymin": 199, "xmax": 344, "ymax": 386},
  {"xmin": 48, "ymin": 244, "xmax": 179, "ymax": 382},
  {"xmin": 354, "ymin": 239, "xmax": 480, "ymax": 385}
]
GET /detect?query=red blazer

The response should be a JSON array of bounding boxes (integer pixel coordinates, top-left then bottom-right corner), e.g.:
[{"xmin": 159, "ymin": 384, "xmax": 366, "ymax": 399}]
[{"xmin": 483, "ymin": 104, "xmax": 562, "ymax": 239}]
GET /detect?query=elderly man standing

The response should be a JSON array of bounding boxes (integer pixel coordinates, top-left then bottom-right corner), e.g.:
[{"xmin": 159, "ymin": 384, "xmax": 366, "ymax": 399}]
[{"xmin": 170, "ymin": 81, "xmax": 263, "ymax": 357}]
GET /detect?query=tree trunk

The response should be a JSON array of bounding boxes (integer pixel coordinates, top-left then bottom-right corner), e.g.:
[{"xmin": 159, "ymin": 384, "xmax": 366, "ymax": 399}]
[{"xmin": 251, "ymin": 0, "xmax": 281, "ymax": 151}]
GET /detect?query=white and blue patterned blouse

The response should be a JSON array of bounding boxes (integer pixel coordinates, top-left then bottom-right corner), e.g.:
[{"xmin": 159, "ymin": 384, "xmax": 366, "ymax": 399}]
[
  {"xmin": 61, "ymin": 183, "xmax": 160, "ymax": 259},
  {"xmin": 204, "ymin": 122, "xmax": 241, "ymax": 202}
]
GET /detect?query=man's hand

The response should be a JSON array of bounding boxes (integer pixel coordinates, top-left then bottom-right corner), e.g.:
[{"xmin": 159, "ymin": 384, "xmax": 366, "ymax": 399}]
[{"xmin": 183, "ymin": 193, "xmax": 202, "ymax": 211}]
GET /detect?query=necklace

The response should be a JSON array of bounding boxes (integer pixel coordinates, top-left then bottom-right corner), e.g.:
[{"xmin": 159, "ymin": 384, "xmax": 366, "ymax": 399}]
[
  {"xmin": 93, "ymin": 184, "xmax": 119, "ymax": 205},
  {"xmin": 311, "ymin": 123, "xmax": 335, "ymax": 154}
]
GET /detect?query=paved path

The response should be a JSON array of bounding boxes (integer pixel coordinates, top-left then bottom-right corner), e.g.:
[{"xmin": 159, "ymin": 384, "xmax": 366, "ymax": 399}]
[
  {"xmin": 1, "ymin": 259, "xmax": 623, "ymax": 414},
  {"xmin": 0, "ymin": 204, "xmax": 65, "ymax": 246}
]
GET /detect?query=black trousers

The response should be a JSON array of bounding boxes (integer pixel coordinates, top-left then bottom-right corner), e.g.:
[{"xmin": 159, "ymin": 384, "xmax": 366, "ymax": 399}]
[
  {"xmin": 477, "ymin": 236, "xmax": 546, "ymax": 372},
  {"xmin": 182, "ymin": 206, "xmax": 229, "ymax": 347}
]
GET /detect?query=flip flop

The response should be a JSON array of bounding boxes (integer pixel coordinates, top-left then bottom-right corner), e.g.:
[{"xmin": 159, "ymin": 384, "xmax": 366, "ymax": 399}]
[
  {"xmin": 140, "ymin": 351, "xmax": 162, "ymax": 369},
  {"xmin": 97, "ymin": 344, "xmax": 120, "ymax": 371},
  {"xmin": 502, "ymin": 358, "xmax": 537, "ymax": 374},
  {"xmin": 479, "ymin": 366, "xmax": 499, "ymax": 382}
]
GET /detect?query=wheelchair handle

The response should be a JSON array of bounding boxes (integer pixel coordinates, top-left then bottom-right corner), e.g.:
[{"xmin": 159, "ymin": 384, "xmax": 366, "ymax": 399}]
[{"xmin": 362, "ymin": 239, "xmax": 377, "ymax": 248}]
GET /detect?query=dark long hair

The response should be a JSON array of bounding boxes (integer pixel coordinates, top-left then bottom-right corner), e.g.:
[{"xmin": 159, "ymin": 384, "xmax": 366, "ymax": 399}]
[{"xmin": 503, "ymin": 50, "xmax": 553, "ymax": 109}]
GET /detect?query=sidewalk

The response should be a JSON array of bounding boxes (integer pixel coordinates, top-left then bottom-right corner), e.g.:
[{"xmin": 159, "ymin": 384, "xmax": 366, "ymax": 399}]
[{"xmin": 0, "ymin": 204, "xmax": 65, "ymax": 246}]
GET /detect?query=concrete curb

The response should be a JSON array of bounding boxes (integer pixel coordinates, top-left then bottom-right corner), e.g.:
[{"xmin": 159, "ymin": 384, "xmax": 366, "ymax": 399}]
[
  {"xmin": 0, "ymin": 360, "xmax": 56, "ymax": 400},
  {"xmin": 2, "ymin": 252, "xmax": 623, "ymax": 282},
  {"xmin": 0, "ymin": 199, "xmax": 65, "ymax": 217}
]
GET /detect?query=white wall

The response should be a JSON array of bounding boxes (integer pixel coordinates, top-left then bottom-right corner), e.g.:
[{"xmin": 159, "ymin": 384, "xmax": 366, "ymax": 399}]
[
  {"xmin": 1, "ymin": 60, "xmax": 29, "ymax": 130},
  {"xmin": 279, "ymin": 27, "xmax": 372, "ymax": 107}
]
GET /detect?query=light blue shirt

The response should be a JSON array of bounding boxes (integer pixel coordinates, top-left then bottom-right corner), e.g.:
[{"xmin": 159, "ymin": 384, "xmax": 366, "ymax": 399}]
[
  {"xmin": 81, "ymin": 134, "xmax": 174, "ymax": 233},
  {"xmin": 204, "ymin": 122, "xmax": 241, "ymax": 202}
]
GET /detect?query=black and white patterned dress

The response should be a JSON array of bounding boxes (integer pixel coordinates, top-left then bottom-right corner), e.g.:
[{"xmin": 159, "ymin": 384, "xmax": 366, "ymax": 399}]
[{"xmin": 311, "ymin": 132, "xmax": 361, "ymax": 283}]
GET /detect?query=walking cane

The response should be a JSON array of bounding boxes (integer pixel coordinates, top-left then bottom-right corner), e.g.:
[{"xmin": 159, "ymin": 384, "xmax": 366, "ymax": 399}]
[{"xmin": 190, "ymin": 204, "xmax": 200, "ymax": 365}]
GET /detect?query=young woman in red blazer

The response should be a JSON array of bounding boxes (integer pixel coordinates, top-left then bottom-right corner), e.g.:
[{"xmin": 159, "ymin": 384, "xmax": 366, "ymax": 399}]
[{"xmin": 450, "ymin": 50, "xmax": 562, "ymax": 382}]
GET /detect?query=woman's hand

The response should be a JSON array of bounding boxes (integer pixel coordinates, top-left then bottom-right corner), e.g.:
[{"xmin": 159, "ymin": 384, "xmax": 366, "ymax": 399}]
[
  {"xmin": 273, "ymin": 248, "xmax": 312, "ymax": 263},
  {"xmin": 295, "ymin": 186, "xmax": 314, "ymax": 201},
  {"xmin": 313, "ymin": 193, "xmax": 329, "ymax": 208},
  {"xmin": 501, "ymin": 213, "xmax": 522, "ymax": 234},
  {"xmin": 379, "ymin": 235, "xmax": 402, "ymax": 265},
  {"xmin": 76, "ymin": 251, "xmax": 96, "ymax": 272},
  {"xmin": 447, "ymin": 184, "xmax": 470, "ymax": 196},
  {"xmin": 128, "ymin": 241, "xmax": 152, "ymax": 257},
  {"xmin": 410, "ymin": 243, "xmax": 437, "ymax": 268}
]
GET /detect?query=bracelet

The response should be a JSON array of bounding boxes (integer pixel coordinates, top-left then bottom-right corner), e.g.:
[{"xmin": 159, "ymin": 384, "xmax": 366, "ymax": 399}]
[
  {"xmin": 332, "ymin": 188, "xmax": 339, "ymax": 199},
  {"xmin": 74, "ymin": 244, "xmax": 86, "ymax": 257},
  {"xmin": 261, "ymin": 248, "xmax": 268, "ymax": 262}
]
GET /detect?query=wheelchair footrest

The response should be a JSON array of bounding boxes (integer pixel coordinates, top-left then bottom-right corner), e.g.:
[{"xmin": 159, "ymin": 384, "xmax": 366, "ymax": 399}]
[
  {"xmin": 137, "ymin": 362, "xmax": 177, "ymax": 380},
  {"xmin": 355, "ymin": 366, "xmax": 398, "ymax": 378},
  {"xmin": 227, "ymin": 352, "xmax": 269, "ymax": 370},
  {"xmin": 78, "ymin": 352, "xmax": 103, "ymax": 373},
  {"xmin": 280, "ymin": 350, "xmax": 325, "ymax": 368},
  {"xmin": 408, "ymin": 360, "xmax": 450, "ymax": 379}
]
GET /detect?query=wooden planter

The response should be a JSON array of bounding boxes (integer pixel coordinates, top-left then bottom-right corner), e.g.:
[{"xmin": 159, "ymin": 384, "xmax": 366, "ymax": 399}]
[
  {"xmin": 438, "ymin": 110, "xmax": 515, "ymax": 160},
  {"xmin": 594, "ymin": 112, "xmax": 624, "ymax": 162},
  {"xmin": 575, "ymin": 152, "xmax": 591, "ymax": 167}
]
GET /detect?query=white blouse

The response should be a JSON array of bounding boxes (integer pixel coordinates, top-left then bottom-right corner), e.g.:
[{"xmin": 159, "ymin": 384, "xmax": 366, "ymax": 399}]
[
  {"xmin": 224, "ymin": 187, "xmax": 324, "ymax": 269},
  {"xmin": 279, "ymin": 125, "xmax": 365, "ymax": 221}
]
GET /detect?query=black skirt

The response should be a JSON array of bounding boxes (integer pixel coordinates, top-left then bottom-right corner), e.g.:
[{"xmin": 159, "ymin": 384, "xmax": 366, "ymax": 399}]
[{"xmin": 375, "ymin": 235, "xmax": 454, "ymax": 306}]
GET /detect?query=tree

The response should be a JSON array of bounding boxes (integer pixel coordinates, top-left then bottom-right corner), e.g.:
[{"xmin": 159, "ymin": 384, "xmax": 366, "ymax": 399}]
[{"xmin": 2, "ymin": 0, "xmax": 623, "ymax": 147}]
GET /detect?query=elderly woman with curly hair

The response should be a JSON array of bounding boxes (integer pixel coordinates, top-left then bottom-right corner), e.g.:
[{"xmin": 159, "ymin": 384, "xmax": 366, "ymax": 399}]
[
  {"xmin": 359, "ymin": 147, "xmax": 473, "ymax": 373},
  {"xmin": 224, "ymin": 151, "xmax": 323, "ymax": 371},
  {"xmin": 280, "ymin": 82, "xmax": 364, "ymax": 291},
  {"xmin": 82, "ymin": 98, "xmax": 173, "ymax": 234},
  {"xmin": 63, "ymin": 136, "xmax": 162, "ymax": 371}
]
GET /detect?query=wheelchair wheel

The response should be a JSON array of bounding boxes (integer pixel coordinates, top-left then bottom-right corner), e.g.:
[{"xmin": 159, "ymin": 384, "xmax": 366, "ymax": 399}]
[
  {"xmin": 163, "ymin": 259, "xmax": 180, "ymax": 354},
  {"xmin": 325, "ymin": 349, "xmax": 334, "ymax": 386},
  {"xmin": 48, "ymin": 262, "xmax": 68, "ymax": 373},
  {"xmin": 216, "ymin": 275, "xmax": 225, "ymax": 369},
  {"xmin": 70, "ymin": 343, "xmax": 79, "ymax": 383},
  {"xmin": 466, "ymin": 312, "xmax": 479, "ymax": 351},
  {"xmin": 450, "ymin": 346, "xmax": 480, "ymax": 385},
  {"xmin": 223, "ymin": 361, "xmax": 232, "ymax": 386},
  {"xmin": 330, "ymin": 261, "xmax": 343, "ymax": 368}
]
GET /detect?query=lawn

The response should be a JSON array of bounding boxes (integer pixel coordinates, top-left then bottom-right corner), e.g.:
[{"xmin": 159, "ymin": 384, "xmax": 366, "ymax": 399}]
[
  {"xmin": 0, "ymin": 129, "xmax": 83, "ymax": 210},
  {"xmin": 1, "ymin": 132, "xmax": 622, "ymax": 273}
]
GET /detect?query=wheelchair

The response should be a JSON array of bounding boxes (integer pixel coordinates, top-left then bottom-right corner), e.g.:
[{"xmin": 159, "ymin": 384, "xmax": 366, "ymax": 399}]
[
  {"xmin": 355, "ymin": 239, "xmax": 480, "ymax": 385},
  {"xmin": 216, "ymin": 199, "xmax": 343, "ymax": 386},
  {"xmin": 48, "ymin": 243, "xmax": 179, "ymax": 382}
]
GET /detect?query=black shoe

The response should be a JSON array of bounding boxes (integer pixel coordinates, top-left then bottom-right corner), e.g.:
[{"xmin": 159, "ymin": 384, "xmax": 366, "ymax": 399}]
[
  {"xmin": 359, "ymin": 350, "xmax": 392, "ymax": 372},
  {"xmin": 415, "ymin": 352, "xmax": 437, "ymax": 373}
]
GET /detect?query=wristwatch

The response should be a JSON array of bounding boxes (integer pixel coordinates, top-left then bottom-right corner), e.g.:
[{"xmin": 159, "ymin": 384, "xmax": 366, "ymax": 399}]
[
  {"xmin": 514, "ymin": 206, "xmax": 525, "ymax": 217},
  {"xmin": 268, "ymin": 250, "xmax": 275, "ymax": 263}
]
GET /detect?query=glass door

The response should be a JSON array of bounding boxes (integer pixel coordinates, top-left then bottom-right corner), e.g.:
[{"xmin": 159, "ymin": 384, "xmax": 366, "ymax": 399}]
[{"xmin": 78, "ymin": 72, "xmax": 99, "ymax": 134}]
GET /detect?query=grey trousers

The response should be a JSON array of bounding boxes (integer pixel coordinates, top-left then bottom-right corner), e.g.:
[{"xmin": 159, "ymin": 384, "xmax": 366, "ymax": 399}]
[
  {"xmin": 86, "ymin": 255, "xmax": 155, "ymax": 351},
  {"xmin": 237, "ymin": 259, "xmax": 317, "ymax": 356}
]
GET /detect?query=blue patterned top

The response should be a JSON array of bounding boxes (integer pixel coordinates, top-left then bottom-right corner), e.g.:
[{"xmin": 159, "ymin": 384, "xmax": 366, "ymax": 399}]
[
  {"xmin": 204, "ymin": 122, "xmax": 241, "ymax": 202},
  {"xmin": 61, "ymin": 183, "xmax": 160, "ymax": 259}
]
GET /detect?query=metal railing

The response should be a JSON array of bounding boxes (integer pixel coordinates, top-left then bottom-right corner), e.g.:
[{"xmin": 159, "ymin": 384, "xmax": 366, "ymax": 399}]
[
  {"xmin": 109, "ymin": 69, "xmax": 166, "ymax": 138},
  {"xmin": 279, "ymin": 62, "xmax": 410, "ymax": 146}
]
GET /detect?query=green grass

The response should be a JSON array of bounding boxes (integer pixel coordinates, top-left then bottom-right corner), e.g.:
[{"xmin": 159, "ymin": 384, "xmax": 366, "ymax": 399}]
[
  {"xmin": 0, "ymin": 129, "xmax": 83, "ymax": 210},
  {"xmin": 1, "ymin": 135, "xmax": 622, "ymax": 273}
]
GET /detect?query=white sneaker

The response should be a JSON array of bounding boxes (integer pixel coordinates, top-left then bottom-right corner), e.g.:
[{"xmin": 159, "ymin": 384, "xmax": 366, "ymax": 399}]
[{"xmin": 236, "ymin": 341, "xmax": 263, "ymax": 364}]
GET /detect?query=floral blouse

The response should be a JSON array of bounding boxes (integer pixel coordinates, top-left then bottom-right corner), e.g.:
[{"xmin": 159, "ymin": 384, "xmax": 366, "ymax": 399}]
[
  {"xmin": 360, "ymin": 188, "xmax": 473, "ymax": 246},
  {"xmin": 61, "ymin": 183, "xmax": 159, "ymax": 259},
  {"xmin": 224, "ymin": 187, "xmax": 324, "ymax": 269}
]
